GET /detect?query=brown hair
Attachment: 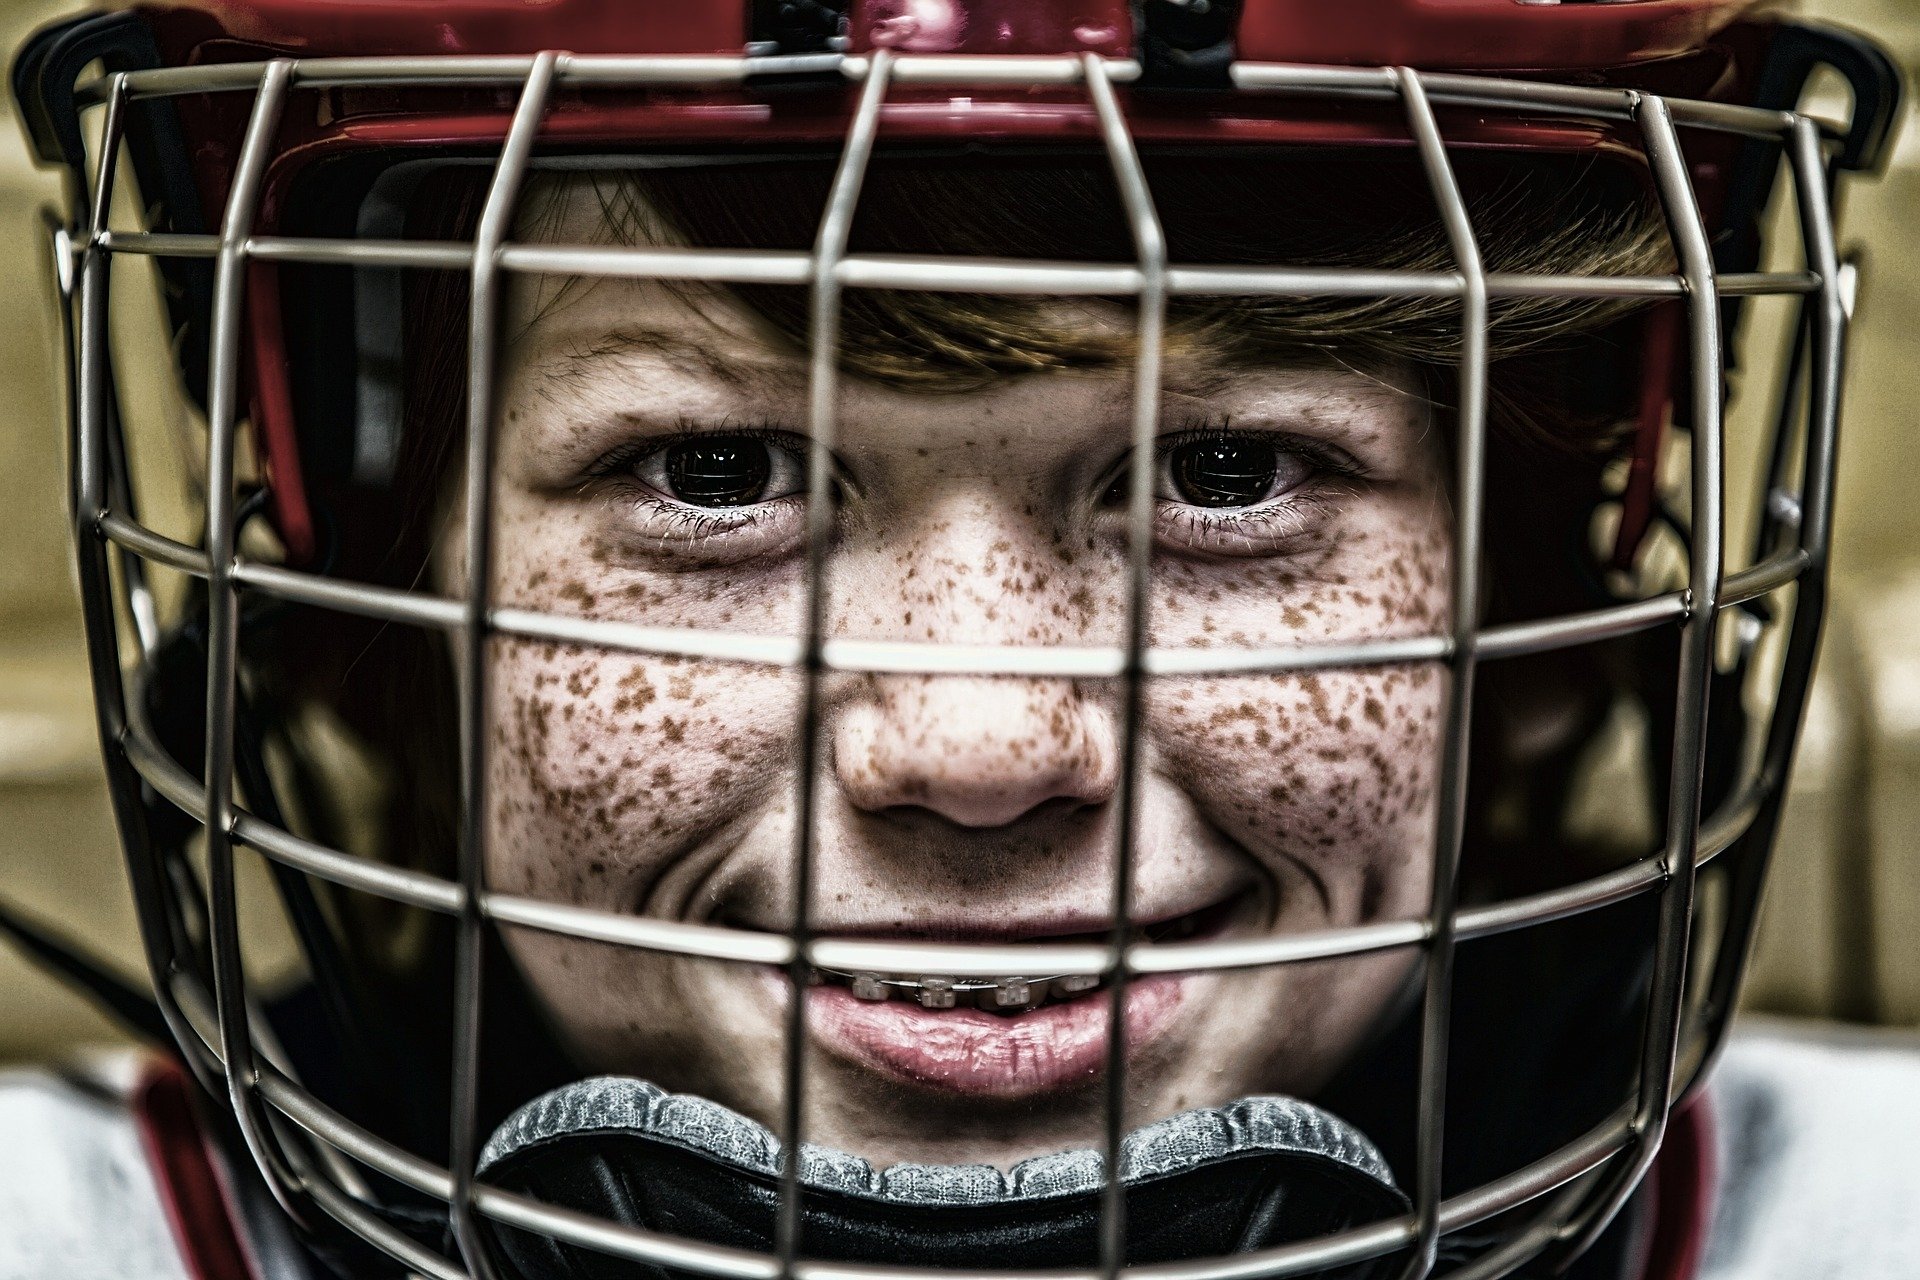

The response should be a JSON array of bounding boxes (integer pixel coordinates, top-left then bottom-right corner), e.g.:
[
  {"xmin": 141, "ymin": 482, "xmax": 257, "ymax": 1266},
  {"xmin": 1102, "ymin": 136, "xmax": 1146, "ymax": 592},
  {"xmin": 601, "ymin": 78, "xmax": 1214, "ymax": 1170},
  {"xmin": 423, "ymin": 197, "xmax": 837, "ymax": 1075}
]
[{"xmin": 516, "ymin": 149, "xmax": 1669, "ymax": 394}]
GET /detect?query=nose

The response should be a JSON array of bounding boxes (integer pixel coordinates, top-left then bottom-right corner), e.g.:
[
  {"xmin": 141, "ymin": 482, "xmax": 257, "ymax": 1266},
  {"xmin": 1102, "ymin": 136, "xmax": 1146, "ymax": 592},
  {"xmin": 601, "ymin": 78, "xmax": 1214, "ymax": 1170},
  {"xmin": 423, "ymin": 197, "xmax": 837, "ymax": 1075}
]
[{"xmin": 834, "ymin": 675, "xmax": 1118, "ymax": 828}]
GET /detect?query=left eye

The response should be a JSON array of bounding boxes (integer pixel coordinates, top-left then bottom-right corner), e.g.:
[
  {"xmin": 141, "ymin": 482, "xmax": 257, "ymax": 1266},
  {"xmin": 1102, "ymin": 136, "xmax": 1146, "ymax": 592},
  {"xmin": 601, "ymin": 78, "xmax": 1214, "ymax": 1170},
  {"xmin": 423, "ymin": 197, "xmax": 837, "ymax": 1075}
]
[
  {"xmin": 637, "ymin": 435, "xmax": 804, "ymax": 508},
  {"xmin": 1164, "ymin": 436, "xmax": 1308, "ymax": 508}
]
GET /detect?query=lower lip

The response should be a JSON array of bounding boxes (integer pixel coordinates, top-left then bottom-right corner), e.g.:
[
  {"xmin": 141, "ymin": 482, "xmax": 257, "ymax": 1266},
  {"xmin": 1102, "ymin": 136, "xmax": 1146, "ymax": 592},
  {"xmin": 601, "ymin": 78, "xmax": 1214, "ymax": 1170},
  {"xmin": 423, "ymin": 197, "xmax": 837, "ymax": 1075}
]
[{"xmin": 797, "ymin": 974, "xmax": 1186, "ymax": 1099}]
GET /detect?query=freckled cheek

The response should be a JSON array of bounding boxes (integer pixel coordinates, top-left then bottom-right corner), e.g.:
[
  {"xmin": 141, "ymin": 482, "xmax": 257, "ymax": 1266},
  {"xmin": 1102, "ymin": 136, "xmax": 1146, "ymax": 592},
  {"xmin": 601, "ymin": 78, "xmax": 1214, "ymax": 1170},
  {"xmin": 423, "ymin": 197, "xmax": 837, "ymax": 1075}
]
[
  {"xmin": 489, "ymin": 498, "xmax": 806, "ymax": 633},
  {"xmin": 1150, "ymin": 669, "xmax": 1444, "ymax": 910},
  {"xmin": 484, "ymin": 641, "xmax": 798, "ymax": 899},
  {"xmin": 1152, "ymin": 529, "xmax": 1452, "ymax": 649}
]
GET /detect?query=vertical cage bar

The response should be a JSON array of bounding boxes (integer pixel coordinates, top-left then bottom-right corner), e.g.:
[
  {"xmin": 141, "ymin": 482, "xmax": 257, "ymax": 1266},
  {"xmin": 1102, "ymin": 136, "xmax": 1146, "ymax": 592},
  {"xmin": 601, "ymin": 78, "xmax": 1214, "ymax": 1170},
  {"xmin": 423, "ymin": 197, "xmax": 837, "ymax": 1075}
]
[
  {"xmin": 1750, "ymin": 304, "xmax": 1808, "ymax": 567},
  {"xmin": 778, "ymin": 51, "xmax": 894, "ymax": 1278},
  {"xmin": 70, "ymin": 73, "xmax": 223, "ymax": 1091},
  {"xmin": 1555, "ymin": 92, "xmax": 1725, "ymax": 1261},
  {"xmin": 74, "ymin": 74, "xmax": 127, "ymax": 523},
  {"xmin": 1692, "ymin": 116, "xmax": 1851, "ymax": 1088},
  {"xmin": 202, "ymin": 58, "xmax": 302, "ymax": 1204},
  {"xmin": 450, "ymin": 50, "xmax": 561, "ymax": 1280},
  {"xmin": 1082, "ymin": 54, "xmax": 1167, "ymax": 1280},
  {"xmin": 80, "ymin": 75, "xmax": 164, "ymax": 660},
  {"xmin": 1783, "ymin": 120, "xmax": 1845, "ymax": 576},
  {"xmin": 1391, "ymin": 67, "xmax": 1487, "ymax": 1280}
]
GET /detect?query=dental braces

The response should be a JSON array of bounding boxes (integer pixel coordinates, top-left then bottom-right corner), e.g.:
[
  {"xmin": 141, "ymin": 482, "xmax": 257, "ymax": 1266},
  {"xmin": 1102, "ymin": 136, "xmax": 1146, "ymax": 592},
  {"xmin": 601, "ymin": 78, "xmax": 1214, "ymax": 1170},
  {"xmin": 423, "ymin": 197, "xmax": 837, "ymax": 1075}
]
[
  {"xmin": 816, "ymin": 969, "xmax": 1106, "ymax": 1013},
  {"xmin": 812, "ymin": 905, "xmax": 1225, "ymax": 1011}
]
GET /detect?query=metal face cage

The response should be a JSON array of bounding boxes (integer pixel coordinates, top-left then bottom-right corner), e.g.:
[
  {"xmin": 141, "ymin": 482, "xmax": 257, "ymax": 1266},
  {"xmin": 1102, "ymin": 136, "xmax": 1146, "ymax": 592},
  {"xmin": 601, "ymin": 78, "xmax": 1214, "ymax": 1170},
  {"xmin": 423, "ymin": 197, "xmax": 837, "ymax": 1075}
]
[{"xmin": 39, "ymin": 40, "xmax": 1885, "ymax": 1280}]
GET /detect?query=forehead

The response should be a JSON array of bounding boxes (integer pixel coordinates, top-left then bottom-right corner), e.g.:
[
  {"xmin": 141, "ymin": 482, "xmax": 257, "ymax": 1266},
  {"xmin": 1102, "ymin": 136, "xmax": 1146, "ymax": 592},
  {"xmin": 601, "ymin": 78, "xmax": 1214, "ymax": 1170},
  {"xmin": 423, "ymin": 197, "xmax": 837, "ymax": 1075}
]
[
  {"xmin": 505, "ymin": 273, "xmax": 1422, "ymax": 436},
  {"xmin": 503, "ymin": 169, "xmax": 1397, "ymax": 403},
  {"xmin": 487, "ymin": 150, "xmax": 1654, "ymax": 398}
]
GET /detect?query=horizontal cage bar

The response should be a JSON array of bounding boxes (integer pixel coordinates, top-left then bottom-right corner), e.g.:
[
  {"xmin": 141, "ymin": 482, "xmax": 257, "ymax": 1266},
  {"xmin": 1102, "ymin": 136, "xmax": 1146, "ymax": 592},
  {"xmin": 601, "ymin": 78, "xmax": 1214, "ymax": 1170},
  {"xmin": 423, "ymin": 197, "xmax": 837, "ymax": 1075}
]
[
  {"xmin": 117, "ymin": 685, "xmax": 1771, "ymax": 974},
  {"xmin": 89, "ymin": 232, "xmax": 1822, "ymax": 306},
  {"xmin": 97, "ymin": 508, "xmax": 1809, "ymax": 677},
  {"xmin": 205, "ymin": 1019, "xmax": 1633, "ymax": 1280}
]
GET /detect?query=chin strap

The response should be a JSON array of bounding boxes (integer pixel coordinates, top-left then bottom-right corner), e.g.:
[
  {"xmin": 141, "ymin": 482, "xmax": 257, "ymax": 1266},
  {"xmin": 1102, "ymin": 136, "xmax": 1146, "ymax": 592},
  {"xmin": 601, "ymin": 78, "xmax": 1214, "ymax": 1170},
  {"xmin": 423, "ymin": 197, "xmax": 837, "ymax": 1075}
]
[{"xmin": 478, "ymin": 1078, "xmax": 1408, "ymax": 1278}]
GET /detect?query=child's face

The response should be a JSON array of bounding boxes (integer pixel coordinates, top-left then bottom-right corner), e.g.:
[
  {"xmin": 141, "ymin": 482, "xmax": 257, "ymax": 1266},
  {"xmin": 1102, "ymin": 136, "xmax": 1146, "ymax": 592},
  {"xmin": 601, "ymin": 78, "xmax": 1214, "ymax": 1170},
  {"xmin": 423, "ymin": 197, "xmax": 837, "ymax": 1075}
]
[{"xmin": 446, "ymin": 183, "xmax": 1452, "ymax": 1168}]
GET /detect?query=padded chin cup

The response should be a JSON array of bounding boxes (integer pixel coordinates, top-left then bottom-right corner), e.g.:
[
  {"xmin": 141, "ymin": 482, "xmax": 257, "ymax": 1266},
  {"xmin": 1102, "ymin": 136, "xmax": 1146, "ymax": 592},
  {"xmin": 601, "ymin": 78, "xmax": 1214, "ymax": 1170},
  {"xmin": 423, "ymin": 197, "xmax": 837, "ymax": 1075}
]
[{"xmin": 478, "ymin": 1078, "xmax": 1408, "ymax": 1278}]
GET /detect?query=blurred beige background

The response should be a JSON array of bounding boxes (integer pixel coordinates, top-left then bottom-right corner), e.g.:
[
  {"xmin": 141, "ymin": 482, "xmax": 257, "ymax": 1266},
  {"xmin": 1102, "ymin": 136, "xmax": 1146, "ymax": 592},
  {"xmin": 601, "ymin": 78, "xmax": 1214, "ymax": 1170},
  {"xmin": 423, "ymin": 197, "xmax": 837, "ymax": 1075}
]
[{"xmin": 0, "ymin": 0, "xmax": 1917, "ymax": 1061}]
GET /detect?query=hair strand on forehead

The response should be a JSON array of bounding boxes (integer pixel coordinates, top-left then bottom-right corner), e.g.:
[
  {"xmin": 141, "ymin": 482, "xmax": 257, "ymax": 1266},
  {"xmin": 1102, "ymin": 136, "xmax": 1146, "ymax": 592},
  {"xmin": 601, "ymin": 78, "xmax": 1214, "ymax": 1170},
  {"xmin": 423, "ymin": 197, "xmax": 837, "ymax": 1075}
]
[{"xmin": 511, "ymin": 150, "xmax": 1673, "ymax": 401}]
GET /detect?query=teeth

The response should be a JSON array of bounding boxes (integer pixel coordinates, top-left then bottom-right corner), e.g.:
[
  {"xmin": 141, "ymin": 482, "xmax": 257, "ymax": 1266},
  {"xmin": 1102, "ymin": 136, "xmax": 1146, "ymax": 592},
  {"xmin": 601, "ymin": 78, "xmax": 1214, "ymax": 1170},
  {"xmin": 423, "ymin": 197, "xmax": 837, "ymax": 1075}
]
[
  {"xmin": 990, "ymin": 978, "xmax": 1035, "ymax": 1010},
  {"xmin": 818, "ymin": 969, "xmax": 1112, "ymax": 1009},
  {"xmin": 815, "ymin": 905, "xmax": 1218, "ymax": 1005},
  {"xmin": 999, "ymin": 978, "xmax": 1032, "ymax": 1005}
]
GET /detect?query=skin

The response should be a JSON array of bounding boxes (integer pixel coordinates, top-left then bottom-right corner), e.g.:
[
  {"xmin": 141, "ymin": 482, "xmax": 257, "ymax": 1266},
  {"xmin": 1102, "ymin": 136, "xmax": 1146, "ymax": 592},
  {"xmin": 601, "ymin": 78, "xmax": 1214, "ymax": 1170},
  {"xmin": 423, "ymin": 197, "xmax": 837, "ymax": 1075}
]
[{"xmin": 439, "ymin": 184, "xmax": 1453, "ymax": 1169}]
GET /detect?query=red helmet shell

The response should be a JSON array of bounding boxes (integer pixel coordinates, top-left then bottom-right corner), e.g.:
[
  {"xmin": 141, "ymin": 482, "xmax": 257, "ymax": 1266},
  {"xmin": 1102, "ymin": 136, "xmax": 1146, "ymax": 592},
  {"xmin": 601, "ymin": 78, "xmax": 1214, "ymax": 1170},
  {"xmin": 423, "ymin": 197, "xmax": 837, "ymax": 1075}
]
[
  {"xmin": 115, "ymin": 0, "xmax": 1773, "ymax": 561},
  {"xmin": 133, "ymin": 0, "xmax": 1762, "ymax": 70}
]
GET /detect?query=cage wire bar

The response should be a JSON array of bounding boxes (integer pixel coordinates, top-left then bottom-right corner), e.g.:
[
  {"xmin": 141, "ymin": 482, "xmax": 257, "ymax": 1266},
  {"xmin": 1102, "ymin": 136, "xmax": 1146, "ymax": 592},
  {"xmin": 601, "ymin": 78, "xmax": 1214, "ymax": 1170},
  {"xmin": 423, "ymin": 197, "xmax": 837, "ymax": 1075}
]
[
  {"xmin": 779, "ymin": 47, "xmax": 897, "ymax": 1278},
  {"xmin": 1389, "ymin": 66, "xmax": 1487, "ymax": 1280},
  {"xmin": 1645, "ymin": 104, "xmax": 1850, "ymax": 1132},
  {"xmin": 77, "ymin": 77, "xmax": 165, "ymax": 667},
  {"xmin": 112, "ymin": 670, "xmax": 1773, "ymax": 976},
  {"xmin": 78, "ymin": 516, "xmax": 1804, "ymax": 677},
  {"xmin": 1538, "ymin": 91, "xmax": 1728, "ymax": 1269},
  {"xmin": 58, "ymin": 45, "xmax": 1852, "ymax": 1280},
  {"xmin": 1078, "ymin": 51, "xmax": 1167, "ymax": 1280},
  {"xmin": 199, "ymin": 54, "xmax": 314, "ymax": 1218},
  {"xmin": 79, "ymin": 225, "xmax": 1833, "ymax": 304},
  {"xmin": 71, "ymin": 69, "xmax": 231, "ymax": 1103},
  {"xmin": 448, "ymin": 46, "xmax": 565, "ymax": 1280},
  {"xmin": 1688, "ymin": 112, "xmax": 1848, "ymax": 1075}
]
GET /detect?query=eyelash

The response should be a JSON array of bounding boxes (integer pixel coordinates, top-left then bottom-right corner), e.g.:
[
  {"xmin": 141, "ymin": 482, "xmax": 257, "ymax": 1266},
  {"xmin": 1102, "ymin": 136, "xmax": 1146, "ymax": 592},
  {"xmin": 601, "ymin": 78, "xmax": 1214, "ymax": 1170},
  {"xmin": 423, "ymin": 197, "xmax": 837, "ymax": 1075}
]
[
  {"xmin": 583, "ymin": 419, "xmax": 1362, "ymax": 556},
  {"xmin": 585, "ymin": 419, "xmax": 807, "ymax": 541},
  {"xmin": 583, "ymin": 419, "xmax": 799, "ymax": 484},
  {"xmin": 1120, "ymin": 422, "xmax": 1365, "ymax": 553}
]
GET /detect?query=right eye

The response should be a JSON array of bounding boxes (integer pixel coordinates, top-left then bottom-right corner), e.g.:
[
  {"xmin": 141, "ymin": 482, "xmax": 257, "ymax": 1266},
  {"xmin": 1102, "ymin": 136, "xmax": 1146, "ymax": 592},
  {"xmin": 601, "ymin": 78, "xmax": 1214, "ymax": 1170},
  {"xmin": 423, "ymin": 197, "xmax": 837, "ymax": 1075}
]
[{"xmin": 636, "ymin": 434, "xmax": 806, "ymax": 509}]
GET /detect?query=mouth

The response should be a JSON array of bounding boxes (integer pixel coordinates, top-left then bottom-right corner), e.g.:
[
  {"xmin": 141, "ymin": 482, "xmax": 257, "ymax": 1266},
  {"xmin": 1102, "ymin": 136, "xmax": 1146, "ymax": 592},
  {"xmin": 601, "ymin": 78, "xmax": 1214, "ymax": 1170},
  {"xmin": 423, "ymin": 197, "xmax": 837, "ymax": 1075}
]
[
  {"xmin": 810, "ymin": 895, "xmax": 1241, "ymax": 1014},
  {"xmin": 787, "ymin": 892, "xmax": 1249, "ymax": 1099}
]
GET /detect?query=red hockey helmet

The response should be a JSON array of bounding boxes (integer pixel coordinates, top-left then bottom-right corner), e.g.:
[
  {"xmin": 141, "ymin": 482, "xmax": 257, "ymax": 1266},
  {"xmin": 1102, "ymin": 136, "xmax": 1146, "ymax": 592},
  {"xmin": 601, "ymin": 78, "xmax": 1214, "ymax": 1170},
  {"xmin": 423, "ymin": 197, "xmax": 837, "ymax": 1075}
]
[{"xmin": 11, "ymin": 2, "xmax": 1903, "ymax": 1278}]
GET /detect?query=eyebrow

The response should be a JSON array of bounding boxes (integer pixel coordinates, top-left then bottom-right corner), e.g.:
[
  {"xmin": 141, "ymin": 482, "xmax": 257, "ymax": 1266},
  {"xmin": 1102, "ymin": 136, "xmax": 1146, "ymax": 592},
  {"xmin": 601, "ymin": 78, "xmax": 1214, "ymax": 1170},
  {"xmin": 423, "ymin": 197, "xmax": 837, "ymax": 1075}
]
[
  {"xmin": 530, "ymin": 323, "xmax": 1366, "ymax": 416},
  {"xmin": 534, "ymin": 324, "xmax": 807, "ymax": 397}
]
